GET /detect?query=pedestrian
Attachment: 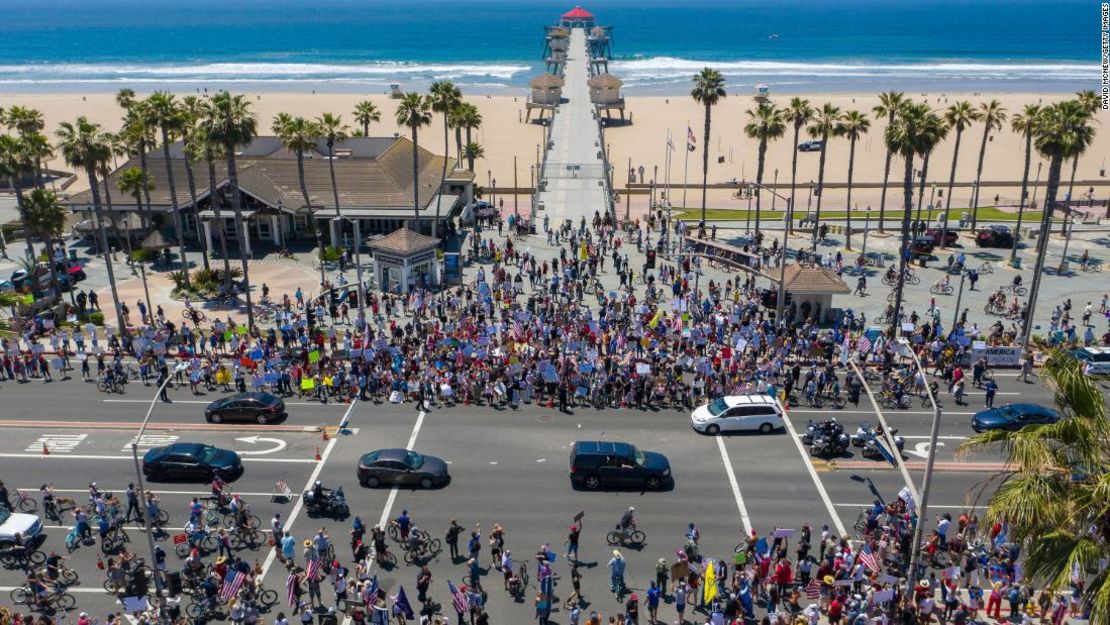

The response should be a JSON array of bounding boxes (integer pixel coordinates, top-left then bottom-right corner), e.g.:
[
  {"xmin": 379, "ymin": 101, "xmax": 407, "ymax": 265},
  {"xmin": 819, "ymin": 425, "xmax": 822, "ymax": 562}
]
[
  {"xmin": 674, "ymin": 580, "xmax": 687, "ymax": 624},
  {"xmin": 655, "ymin": 557, "xmax": 668, "ymax": 595},
  {"xmin": 566, "ymin": 523, "xmax": 580, "ymax": 562},
  {"xmin": 446, "ymin": 519, "xmax": 463, "ymax": 561},
  {"xmin": 608, "ymin": 549, "xmax": 626, "ymax": 598},
  {"xmin": 646, "ymin": 581, "xmax": 660, "ymax": 623},
  {"xmin": 125, "ymin": 483, "xmax": 142, "ymax": 524},
  {"xmin": 984, "ymin": 377, "xmax": 998, "ymax": 407}
]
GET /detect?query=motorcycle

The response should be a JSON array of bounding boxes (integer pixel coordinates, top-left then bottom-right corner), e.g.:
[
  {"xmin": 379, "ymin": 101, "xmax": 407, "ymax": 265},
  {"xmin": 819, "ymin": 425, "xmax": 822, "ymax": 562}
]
[
  {"xmin": 811, "ymin": 432, "xmax": 850, "ymax": 457},
  {"xmin": 802, "ymin": 418, "xmax": 842, "ymax": 446},
  {"xmin": 303, "ymin": 487, "xmax": 349, "ymax": 518},
  {"xmin": 851, "ymin": 422, "xmax": 905, "ymax": 460},
  {"xmin": 861, "ymin": 434, "xmax": 905, "ymax": 460}
]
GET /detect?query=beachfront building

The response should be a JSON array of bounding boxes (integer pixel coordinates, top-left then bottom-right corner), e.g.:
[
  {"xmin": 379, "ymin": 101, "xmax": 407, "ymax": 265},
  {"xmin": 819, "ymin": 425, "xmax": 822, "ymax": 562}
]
[
  {"xmin": 559, "ymin": 6, "xmax": 595, "ymax": 28},
  {"xmin": 773, "ymin": 264, "xmax": 851, "ymax": 325},
  {"xmin": 367, "ymin": 227, "xmax": 441, "ymax": 294},
  {"xmin": 543, "ymin": 28, "xmax": 570, "ymax": 75},
  {"xmin": 61, "ymin": 136, "xmax": 472, "ymax": 255},
  {"xmin": 588, "ymin": 73, "xmax": 627, "ymax": 123},
  {"xmin": 526, "ymin": 73, "xmax": 565, "ymax": 121},
  {"xmin": 587, "ymin": 26, "xmax": 612, "ymax": 72}
]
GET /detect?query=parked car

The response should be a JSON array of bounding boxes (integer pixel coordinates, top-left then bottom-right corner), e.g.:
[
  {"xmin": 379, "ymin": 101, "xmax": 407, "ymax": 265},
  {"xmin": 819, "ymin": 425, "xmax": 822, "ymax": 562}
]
[
  {"xmin": 568, "ymin": 441, "xmax": 672, "ymax": 491},
  {"xmin": 976, "ymin": 225, "xmax": 1015, "ymax": 248},
  {"xmin": 971, "ymin": 403, "xmax": 1060, "ymax": 432},
  {"xmin": 142, "ymin": 443, "xmax": 243, "ymax": 481},
  {"xmin": 923, "ymin": 228, "xmax": 959, "ymax": 247},
  {"xmin": 205, "ymin": 392, "xmax": 287, "ymax": 424},
  {"xmin": 1072, "ymin": 347, "xmax": 1110, "ymax": 375},
  {"xmin": 690, "ymin": 395, "xmax": 784, "ymax": 434},
  {"xmin": 797, "ymin": 140, "xmax": 824, "ymax": 152},
  {"xmin": 0, "ymin": 508, "xmax": 42, "ymax": 547},
  {"xmin": 909, "ymin": 236, "xmax": 936, "ymax": 257},
  {"xmin": 357, "ymin": 448, "xmax": 450, "ymax": 488}
]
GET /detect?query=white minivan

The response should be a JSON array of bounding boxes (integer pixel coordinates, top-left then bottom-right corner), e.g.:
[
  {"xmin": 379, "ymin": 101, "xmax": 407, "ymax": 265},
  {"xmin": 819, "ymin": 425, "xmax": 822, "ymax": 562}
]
[{"xmin": 690, "ymin": 394, "xmax": 785, "ymax": 435}]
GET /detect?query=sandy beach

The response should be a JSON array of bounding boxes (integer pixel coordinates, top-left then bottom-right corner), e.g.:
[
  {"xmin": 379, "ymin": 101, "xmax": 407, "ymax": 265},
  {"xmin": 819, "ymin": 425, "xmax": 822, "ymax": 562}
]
[{"xmin": 5, "ymin": 89, "xmax": 1107, "ymax": 219}]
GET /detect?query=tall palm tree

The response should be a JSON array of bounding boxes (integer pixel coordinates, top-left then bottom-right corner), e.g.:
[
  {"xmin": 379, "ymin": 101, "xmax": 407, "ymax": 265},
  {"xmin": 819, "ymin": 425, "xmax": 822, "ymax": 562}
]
[
  {"xmin": 56, "ymin": 117, "xmax": 126, "ymax": 332},
  {"xmin": 959, "ymin": 351, "xmax": 1110, "ymax": 621},
  {"xmin": 1021, "ymin": 100, "xmax": 1092, "ymax": 344},
  {"xmin": 1008, "ymin": 104, "xmax": 1042, "ymax": 266},
  {"xmin": 784, "ymin": 98, "xmax": 815, "ymax": 235},
  {"xmin": 872, "ymin": 92, "xmax": 907, "ymax": 233},
  {"xmin": 448, "ymin": 103, "xmax": 466, "ymax": 162},
  {"xmin": 23, "ymin": 188, "xmax": 67, "ymax": 293},
  {"xmin": 743, "ymin": 102, "xmax": 786, "ymax": 240},
  {"xmin": 689, "ymin": 68, "xmax": 726, "ymax": 231},
  {"xmin": 429, "ymin": 82, "xmax": 462, "ymax": 239},
  {"xmin": 464, "ymin": 142, "xmax": 485, "ymax": 168},
  {"xmin": 455, "ymin": 103, "xmax": 483, "ymax": 172},
  {"xmin": 1061, "ymin": 91, "xmax": 1100, "ymax": 233},
  {"xmin": 969, "ymin": 100, "xmax": 1007, "ymax": 230},
  {"xmin": 190, "ymin": 122, "xmax": 232, "ymax": 286},
  {"xmin": 315, "ymin": 113, "xmax": 349, "ymax": 247},
  {"xmin": 119, "ymin": 103, "xmax": 157, "ymax": 229},
  {"xmin": 352, "ymin": 100, "xmax": 381, "ymax": 138},
  {"xmin": 115, "ymin": 88, "xmax": 137, "ymax": 112},
  {"xmin": 835, "ymin": 110, "xmax": 870, "ymax": 250},
  {"xmin": 939, "ymin": 101, "xmax": 981, "ymax": 247},
  {"xmin": 0, "ymin": 135, "xmax": 35, "ymax": 259},
  {"xmin": 4, "ymin": 106, "xmax": 47, "ymax": 188},
  {"xmin": 147, "ymin": 91, "xmax": 190, "ymax": 282},
  {"xmin": 883, "ymin": 102, "xmax": 933, "ymax": 337},
  {"xmin": 395, "ymin": 93, "xmax": 433, "ymax": 231},
  {"xmin": 180, "ymin": 96, "xmax": 209, "ymax": 270},
  {"xmin": 806, "ymin": 103, "xmax": 842, "ymax": 251},
  {"xmin": 273, "ymin": 114, "xmax": 326, "ymax": 284},
  {"xmin": 117, "ymin": 166, "xmax": 150, "ymax": 258},
  {"xmin": 205, "ymin": 91, "xmax": 258, "ymax": 327}
]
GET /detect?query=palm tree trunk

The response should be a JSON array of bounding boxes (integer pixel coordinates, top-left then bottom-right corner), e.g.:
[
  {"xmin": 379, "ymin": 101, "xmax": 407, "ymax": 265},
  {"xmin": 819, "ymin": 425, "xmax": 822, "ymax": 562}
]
[
  {"xmin": 1062, "ymin": 154, "xmax": 1079, "ymax": 234},
  {"xmin": 104, "ymin": 180, "xmax": 132, "ymax": 268},
  {"xmin": 138, "ymin": 138, "xmax": 153, "ymax": 230},
  {"xmin": 432, "ymin": 117, "xmax": 450, "ymax": 239},
  {"xmin": 224, "ymin": 149, "xmax": 255, "ymax": 328},
  {"xmin": 411, "ymin": 127, "xmax": 421, "ymax": 231},
  {"xmin": 970, "ymin": 128, "xmax": 989, "ymax": 230},
  {"xmin": 941, "ymin": 130, "xmax": 963, "ymax": 249},
  {"xmin": 161, "ymin": 128, "xmax": 189, "ymax": 285},
  {"xmin": 12, "ymin": 178, "xmax": 34, "ymax": 260},
  {"xmin": 34, "ymin": 158, "xmax": 43, "ymax": 190},
  {"xmin": 1009, "ymin": 132, "xmax": 1033, "ymax": 267},
  {"xmin": 916, "ymin": 153, "xmax": 932, "ymax": 224},
  {"xmin": 754, "ymin": 139, "xmax": 766, "ymax": 240},
  {"xmin": 206, "ymin": 151, "xmax": 232, "ymax": 289},
  {"xmin": 455, "ymin": 127, "xmax": 463, "ymax": 163},
  {"xmin": 362, "ymin": 120, "xmax": 369, "ymax": 137},
  {"xmin": 465, "ymin": 128, "xmax": 474, "ymax": 172},
  {"xmin": 298, "ymin": 149, "xmax": 326, "ymax": 286},
  {"xmin": 183, "ymin": 153, "xmax": 208, "ymax": 271},
  {"xmin": 890, "ymin": 153, "xmax": 916, "ymax": 338},
  {"xmin": 877, "ymin": 112, "xmax": 895, "ymax": 233},
  {"xmin": 1021, "ymin": 154, "xmax": 1064, "ymax": 345},
  {"xmin": 86, "ymin": 166, "xmax": 127, "ymax": 333},
  {"xmin": 700, "ymin": 104, "xmax": 711, "ymax": 229},
  {"xmin": 811, "ymin": 134, "xmax": 829, "ymax": 252},
  {"xmin": 845, "ymin": 137, "xmax": 856, "ymax": 250},
  {"xmin": 788, "ymin": 122, "xmax": 801, "ymax": 235}
]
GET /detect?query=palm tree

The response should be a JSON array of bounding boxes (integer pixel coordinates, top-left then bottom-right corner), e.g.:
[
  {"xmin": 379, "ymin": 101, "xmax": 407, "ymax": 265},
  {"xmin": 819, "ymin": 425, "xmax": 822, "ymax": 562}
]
[
  {"xmin": 190, "ymin": 122, "xmax": 232, "ymax": 286},
  {"xmin": 969, "ymin": 100, "xmax": 1008, "ymax": 230},
  {"xmin": 464, "ymin": 142, "xmax": 485, "ymax": 168},
  {"xmin": 806, "ymin": 103, "xmax": 842, "ymax": 251},
  {"xmin": 1061, "ymin": 91, "xmax": 1100, "ymax": 233},
  {"xmin": 0, "ymin": 135, "xmax": 35, "ymax": 259},
  {"xmin": 116, "ymin": 165, "xmax": 149, "ymax": 257},
  {"xmin": 115, "ymin": 88, "xmax": 136, "ymax": 112},
  {"xmin": 1008, "ymin": 104, "xmax": 1042, "ymax": 266},
  {"xmin": 429, "ymin": 82, "xmax": 462, "ymax": 238},
  {"xmin": 939, "ymin": 101, "xmax": 981, "ymax": 247},
  {"xmin": 205, "ymin": 91, "xmax": 258, "ymax": 327},
  {"xmin": 147, "ymin": 91, "xmax": 190, "ymax": 282},
  {"xmin": 352, "ymin": 100, "xmax": 381, "ymax": 138},
  {"xmin": 23, "ymin": 188, "xmax": 67, "ymax": 294},
  {"xmin": 690, "ymin": 68, "xmax": 726, "ymax": 231},
  {"xmin": 119, "ymin": 103, "xmax": 157, "ymax": 229},
  {"xmin": 784, "ymin": 98, "xmax": 815, "ymax": 235},
  {"xmin": 56, "ymin": 117, "xmax": 126, "ymax": 332},
  {"xmin": 743, "ymin": 102, "xmax": 786, "ymax": 241},
  {"xmin": 4, "ymin": 106, "xmax": 47, "ymax": 188},
  {"xmin": 316, "ymin": 112, "xmax": 350, "ymax": 239},
  {"xmin": 180, "ymin": 96, "xmax": 209, "ymax": 270},
  {"xmin": 273, "ymin": 114, "xmax": 325, "ymax": 278},
  {"xmin": 455, "ymin": 103, "xmax": 483, "ymax": 172},
  {"xmin": 448, "ymin": 103, "xmax": 465, "ymax": 162},
  {"xmin": 395, "ymin": 92, "xmax": 433, "ymax": 231},
  {"xmin": 959, "ymin": 351, "xmax": 1110, "ymax": 621},
  {"xmin": 872, "ymin": 92, "xmax": 907, "ymax": 233},
  {"xmin": 1021, "ymin": 100, "xmax": 1092, "ymax": 344},
  {"xmin": 835, "ymin": 110, "xmax": 870, "ymax": 250}
]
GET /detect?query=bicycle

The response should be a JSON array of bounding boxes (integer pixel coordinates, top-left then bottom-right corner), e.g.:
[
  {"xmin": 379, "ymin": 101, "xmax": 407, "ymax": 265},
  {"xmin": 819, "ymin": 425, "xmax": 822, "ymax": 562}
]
[
  {"xmin": 187, "ymin": 594, "xmax": 225, "ymax": 620},
  {"xmin": 1004, "ymin": 284, "xmax": 1029, "ymax": 297},
  {"xmin": 7, "ymin": 490, "xmax": 39, "ymax": 513},
  {"xmin": 402, "ymin": 536, "xmax": 442, "ymax": 564},
  {"xmin": 1081, "ymin": 261, "xmax": 1103, "ymax": 273},
  {"xmin": 517, "ymin": 562, "xmax": 530, "ymax": 589},
  {"xmin": 175, "ymin": 529, "xmax": 218, "ymax": 558},
  {"xmin": 230, "ymin": 527, "xmax": 265, "ymax": 550},
  {"xmin": 42, "ymin": 565, "xmax": 79, "ymax": 586},
  {"xmin": 96, "ymin": 376, "xmax": 126, "ymax": 394},
  {"xmin": 978, "ymin": 261, "xmax": 993, "ymax": 274},
  {"xmin": 0, "ymin": 547, "xmax": 46, "ymax": 568},
  {"xmin": 10, "ymin": 586, "xmax": 76, "ymax": 611},
  {"xmin": 372, "ymin": 547, "xmax": 398, "ymax": 568},
  {"xmin": 929, "ymin": 283, "xmax": 954, "ymax": 296},
  {"xmin": 605, "ymin": 526, "xmax": 646, "ymax": 547},
  {"xmin": 811, "ymin": 393, "xmax": 847, "ymax": 409}
]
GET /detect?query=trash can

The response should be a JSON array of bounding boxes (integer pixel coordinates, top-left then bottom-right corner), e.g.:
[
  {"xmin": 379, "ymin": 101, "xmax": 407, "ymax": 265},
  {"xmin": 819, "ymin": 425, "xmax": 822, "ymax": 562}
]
[
  {"xmin": 68, "ymin": 249, "xmax": 77, "ymax": 261},
  {"xmin": 918, "ymin": 256, "xmax": 927, "ymax": 268},
  {"xmin": 1011, "ymin": 257, "xmax": 1022, "ymax": 269}
]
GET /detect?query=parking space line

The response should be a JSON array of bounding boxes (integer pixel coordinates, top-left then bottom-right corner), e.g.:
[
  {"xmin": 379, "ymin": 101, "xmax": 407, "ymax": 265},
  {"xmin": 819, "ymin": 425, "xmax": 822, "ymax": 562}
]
[
  {"xmin": 779, "ymin": 403, "xmax": 848, "ymax": 537},
  {"xmin": 714, "ymin": 436, "xmax": 752, "ymax": 534}
]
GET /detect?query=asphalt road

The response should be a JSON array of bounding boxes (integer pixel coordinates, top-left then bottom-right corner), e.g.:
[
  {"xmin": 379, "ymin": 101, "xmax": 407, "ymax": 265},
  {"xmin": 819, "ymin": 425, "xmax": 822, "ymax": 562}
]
[{"xmin": 1, "ymin": 366, "xmax": 1093, "ymax": 622}]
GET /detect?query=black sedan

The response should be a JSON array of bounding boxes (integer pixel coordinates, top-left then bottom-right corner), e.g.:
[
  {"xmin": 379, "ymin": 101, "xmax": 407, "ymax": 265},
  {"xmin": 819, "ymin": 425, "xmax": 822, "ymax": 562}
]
[
  {"xmin": 142, "ymin": 443, "xmax": 243, "ymax": 481},
  {"xmin": 976, "ymin": 225, "xmax": 1015, "ymax": 248},
  {"xmin": 357, "ymin": 449, "xmax": 449, "ymax": 489},
  {"xmin": 971, "ymin": 403, "xmax": 1060, "ymax": 432},
  {"xmin": 205, "ymin": 392, "xmax": 287, "ymax": 424}
]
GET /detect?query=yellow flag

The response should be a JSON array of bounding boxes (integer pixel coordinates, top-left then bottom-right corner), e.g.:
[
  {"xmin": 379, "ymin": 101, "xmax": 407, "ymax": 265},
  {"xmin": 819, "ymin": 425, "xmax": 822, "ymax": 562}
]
[
  {"xmin": 703, "ymin": 559, "xmax": 717, "ymax": 604},
  {"xmin": 649, "ymin": 310, "xmax": 663, "ymax": 328}
]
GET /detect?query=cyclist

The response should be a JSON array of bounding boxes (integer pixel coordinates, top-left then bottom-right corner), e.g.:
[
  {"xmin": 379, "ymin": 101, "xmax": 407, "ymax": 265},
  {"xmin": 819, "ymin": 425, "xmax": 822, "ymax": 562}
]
[
  {"xmin": 371, "ymin": 525, "xmax": 388, "ymax": 562},
  {"xmin": 24, "ymin": 572, "xmax": 52, "ymax": 609},
  {"xmin": 406, "ymin": 525, "xmax": 427, "ymax": 553},
  {"xmin": 43, "ymin": 551, "xmax": 68, "ymax": 584},
  {"xmin": 145, "ymin": 491, "xmax": 163, "ymax": 528},
  {"xmin": 393, "ymin": 509, "xmax": 412, "ymax": 542},
  {"xmin": 210, "ymin": 475, "xmax": 228, "ymax": 507}
]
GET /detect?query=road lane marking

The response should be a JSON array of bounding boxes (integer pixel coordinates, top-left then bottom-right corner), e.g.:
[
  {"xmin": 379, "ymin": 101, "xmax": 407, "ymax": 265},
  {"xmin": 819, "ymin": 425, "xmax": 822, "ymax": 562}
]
[
  {"xmin": 0, "ymin": 419, "xmax": 327, "ymax": 432},
  {"xmin": 834, "ymin": 502, "xmax": 972, "ymax": 510},
  {"xmin": 27, "ymin": 434, "xmax": 87, "ymax": 453},
  {"xmin": 377, "ymin": 409, "xmax": 428, "ymax": 530},
  {"xmin": 103, "ymin": 399, "xmax": 345, "ymax": 407},
  {"xmin": 0, "ymin": 452, "xmax": 315, "ymax": 463},
  {"xmin": 123, "ymin": 434, "xmax": 179, "ymax": 451},
  {"xmin": 788, "ymin": 410, "xmax": 978, "ymax": 416},
  {"xmin": 714, "ymin": 436, "xmax": 753, "ymax": 534},
  {"xmin": 779, "ymin": 402, "xmax": 848, "ymax": 536},
  {"xmin": 233, "ymin": 436, "xmax": 288, "ymax": 455},
  {"xmin": 17, "ymin": 487, "xmax": 287, "ymax": 497}
]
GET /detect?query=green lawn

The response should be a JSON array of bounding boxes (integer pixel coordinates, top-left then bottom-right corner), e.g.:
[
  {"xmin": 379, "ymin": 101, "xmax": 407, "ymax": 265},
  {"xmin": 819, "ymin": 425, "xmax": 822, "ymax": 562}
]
[{"xmin": 672, "ymin": 207, "xmax": 1049, "ymax": 224}]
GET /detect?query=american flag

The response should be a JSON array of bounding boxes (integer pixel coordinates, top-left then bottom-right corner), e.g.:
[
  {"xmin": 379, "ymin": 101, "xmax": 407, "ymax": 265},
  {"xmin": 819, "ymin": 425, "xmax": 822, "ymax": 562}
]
[
  {"xmin": 513, "ymin": 320, "xmax": 524, "ymax": 341},
  {"xmin": 804, "ymin": 578, "xmax": 821, "ymax": 600},
  {"xmin": 687, "ymin": 126, "xmax": 697, "ymax": 150},
  {"xmin": 859, "ymin": 542, "xmax": 881, "ymax": 573},
  {"xmin": 857, "ymin": 335, "xmax": 872, "ymax": 354},
  {"xmin": 369, "ymin": 605, "xmax": 390, "ymax": 625},
  {"xmin": 285, "ymin": 571, "xmax": 298, "ymax": 607},
  {"xmin": 219, "ymin": 570, "xmax": 247, "ymax": 602},
  {"xmin": 448, "ymin": 580, "xmax": 468, "ymax": 615},
  {"xmin": 306, "ymin": 555, "xmax": 323, "ymax": 581}
]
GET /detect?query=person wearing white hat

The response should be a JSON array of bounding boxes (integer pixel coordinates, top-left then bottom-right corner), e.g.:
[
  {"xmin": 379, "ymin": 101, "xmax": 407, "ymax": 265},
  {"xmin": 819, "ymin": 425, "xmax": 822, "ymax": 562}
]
[{"xmin": 608, "ymin": 549, "xmax": 627, "ymax": 598}]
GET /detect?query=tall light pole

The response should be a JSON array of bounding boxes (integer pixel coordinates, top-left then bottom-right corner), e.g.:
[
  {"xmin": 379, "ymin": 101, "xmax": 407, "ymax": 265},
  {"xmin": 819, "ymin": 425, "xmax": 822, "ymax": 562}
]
[
  {"xmin": 861, "ymin": 206, "xmax": 872, "ymax": 257},
  {"xmin": 899, "ymin": 337, "xmax": 942, "ymax": 592},
  {"xmin": 951, "ymin": 270, "xmax": 968, "ymax": 332}
]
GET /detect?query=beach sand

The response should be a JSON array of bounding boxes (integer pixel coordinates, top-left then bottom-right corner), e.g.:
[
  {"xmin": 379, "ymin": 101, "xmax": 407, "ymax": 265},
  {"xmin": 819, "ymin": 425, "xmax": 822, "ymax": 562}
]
[{"xmin": 5, "ymin": 90, "xmax": 1107, "ymax": 220}]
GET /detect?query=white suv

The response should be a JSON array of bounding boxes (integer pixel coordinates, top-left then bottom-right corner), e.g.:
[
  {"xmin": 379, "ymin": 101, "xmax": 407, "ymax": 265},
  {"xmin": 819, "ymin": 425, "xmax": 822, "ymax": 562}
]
[{"xmin": 691, "ymin": 395, "xmax": 785, "ymax": 435}]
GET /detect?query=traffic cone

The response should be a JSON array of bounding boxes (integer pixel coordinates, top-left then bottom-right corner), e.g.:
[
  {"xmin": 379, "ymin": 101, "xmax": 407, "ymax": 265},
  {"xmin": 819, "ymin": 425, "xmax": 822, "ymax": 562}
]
[
  {"xmin": 321, "ymin": 429, "xmax": 329, "ymax": 442},
  {"xmin": 314, "ymin": 447, "xmax": 321, "ymax": 461},
  {"xmin": 42, "ymin": 442, "xmax": 50, "ymax": 455},
  {"xmin": 547, "ymin": 395, "xmax": 554, "ymax": 409},
  {"xmin": 96, "ymin": 553, "xmax": 105, "ymax": 570}
]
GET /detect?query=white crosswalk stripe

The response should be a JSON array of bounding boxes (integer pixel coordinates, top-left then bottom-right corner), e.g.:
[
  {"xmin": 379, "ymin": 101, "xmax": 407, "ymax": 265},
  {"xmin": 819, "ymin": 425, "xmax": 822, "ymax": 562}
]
[{"xmin": 26, "ymin": 433, "xmax": 87, "ymax": 453}]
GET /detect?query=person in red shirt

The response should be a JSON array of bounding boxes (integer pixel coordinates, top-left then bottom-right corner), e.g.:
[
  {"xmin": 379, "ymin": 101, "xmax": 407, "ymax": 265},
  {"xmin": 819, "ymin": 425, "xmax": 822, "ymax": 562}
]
[{"xmin": 827, "ymin": 596, "xmax": 843, "ymax": 625}]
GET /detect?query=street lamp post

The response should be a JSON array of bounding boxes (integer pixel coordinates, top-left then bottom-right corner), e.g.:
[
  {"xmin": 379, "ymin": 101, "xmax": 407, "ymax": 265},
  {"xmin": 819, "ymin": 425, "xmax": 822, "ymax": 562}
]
[
  {"xmin": 746, "ymin": 186, "xmax": 753, "ymax": 233},
  {"xmin": 899, "ymin": 337, "xmax": 942, "ymax": 592},
  {"xmin": 492, "ymin": 178, "xmax": 497, "ymax": 211},
  {"xmin": 139, "ymin": 263, "xmax": 154, "ymax": 327},
  {"xmin": 862, "ymin": 206, "xmax": 872, "ymax": 257},
  {"xmin": 131, "ymin": 362, "xmax": 188, "ymax": 620},
  {"xmin": 771, "ymin": 169, "xmax": 779, "ymax": 211},
  {"xmin": 1058, "ymin": 209, "xmax": 1075, "ymax": 273},
  {"xmin": 951, "ymin": 270, "xmax": 967, "ymax": 333},
  {"xmin": 1030, "ymin": 162, "xmax": 1043, "ymax": 209}
]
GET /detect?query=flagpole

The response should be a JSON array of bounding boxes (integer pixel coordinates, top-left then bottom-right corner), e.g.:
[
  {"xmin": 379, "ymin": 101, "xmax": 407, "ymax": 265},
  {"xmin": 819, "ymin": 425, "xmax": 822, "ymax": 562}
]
[
  {"xmin": 665, "ymin": 129, "xmax": 673, "ymax": 211},
  {"xmin": 682, "ymin": 120, "xmax": 691, "ymax": 211}
]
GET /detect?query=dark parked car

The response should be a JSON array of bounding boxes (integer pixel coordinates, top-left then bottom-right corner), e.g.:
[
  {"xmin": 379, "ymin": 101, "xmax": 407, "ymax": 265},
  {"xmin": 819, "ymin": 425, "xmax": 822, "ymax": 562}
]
[
  {"xmin": 976, "ymin": 225, "xmax": 1015, "ymax": 248},
  {"xmin": 909, "ymin": 236, "xmax": 936, "ymax": 257},
  {"xmin": 205, "ymin": 392, "xmax": 287, "ymax": 424},
  {"xmin": 797, "ymin": 140, "xmax": 824, "ymax": 152},
  {"xmin": 142, "ymin": 443, "xmax": 243, "ymax": 481},
  {"xmin": 971, "ymin": 403, "xmax": 1060, "ymax": 432},
  {"xmin": 569, "ymin": 441, "xmax": 672, "ymax": 491},
  {"xmin": 924, "ymin": 228, "xmax": 959, "ymax": 247},
  {"xmin": 357, "ymin": 448, "xmax": 449, "ymax": 488}
]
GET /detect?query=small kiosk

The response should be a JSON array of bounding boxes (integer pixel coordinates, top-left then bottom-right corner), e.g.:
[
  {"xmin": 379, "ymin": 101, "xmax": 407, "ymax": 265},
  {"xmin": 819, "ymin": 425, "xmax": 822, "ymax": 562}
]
[{"xmin": 369, "ymin": 228, "xmax": 441, "ymax": 293}]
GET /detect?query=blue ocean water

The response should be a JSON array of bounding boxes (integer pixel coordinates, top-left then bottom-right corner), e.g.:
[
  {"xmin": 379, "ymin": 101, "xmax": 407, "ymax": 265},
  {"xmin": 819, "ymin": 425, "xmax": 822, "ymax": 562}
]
[{"xmin": 0, "ymin": 0, "xmax": 1097, "ymax": 93}]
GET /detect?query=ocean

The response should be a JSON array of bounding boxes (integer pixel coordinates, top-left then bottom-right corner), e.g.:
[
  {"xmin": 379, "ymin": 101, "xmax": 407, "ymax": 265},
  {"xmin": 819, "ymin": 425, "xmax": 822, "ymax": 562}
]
[{"xmin": 0, "ymin": 0, "xmax": 1097, "ymax": 94}]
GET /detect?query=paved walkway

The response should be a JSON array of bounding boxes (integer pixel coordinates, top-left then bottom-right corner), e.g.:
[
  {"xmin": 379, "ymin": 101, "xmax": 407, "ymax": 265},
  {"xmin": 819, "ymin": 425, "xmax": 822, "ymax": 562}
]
[{"xmin": 537, "ymin": 27, "xmax": 608, "ymax": 227}]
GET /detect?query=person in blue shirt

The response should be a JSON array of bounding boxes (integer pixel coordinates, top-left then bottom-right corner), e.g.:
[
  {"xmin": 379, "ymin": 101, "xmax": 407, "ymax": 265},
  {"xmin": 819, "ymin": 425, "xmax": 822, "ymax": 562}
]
[
  {"xmin": 394, "ymin": 509, "xmax": 411, "ymax": 541},
  {"xmin": 646, "ymin": 580, "xmax": 661, "ymax": 623}
]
